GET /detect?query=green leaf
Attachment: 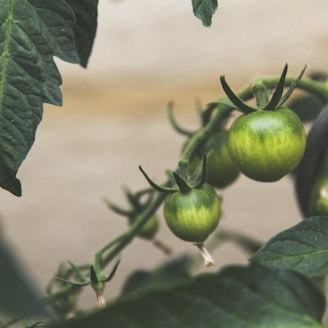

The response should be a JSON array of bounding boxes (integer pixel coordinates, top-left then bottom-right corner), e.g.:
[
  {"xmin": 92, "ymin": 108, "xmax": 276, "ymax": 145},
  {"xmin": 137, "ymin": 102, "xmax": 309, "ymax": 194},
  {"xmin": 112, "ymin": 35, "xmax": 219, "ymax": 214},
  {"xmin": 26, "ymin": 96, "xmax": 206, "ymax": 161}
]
[
  {"xmin": 0, "ymin": 0, "xmax": 79, "ymax": 195},
  {"xmin": 121, "ymin": 255, "xmax": 192, "ymax": 296},
  {"xmin": 0, "ymin": 233, "xmax": 47, "ymax": 318},
  {"xmin": 48, "ymin": 263, "xmax": 326, "ymax": 328},
  {"xmin": 191, "ymin": 0, "xmax": 218, "ymax": 27},
  {"xmin": 251, "ymin": 216, "xmax": 328, "ymax": 277},
  {"xmin": 66, "ymin": 0, "xmax": 98, "ymax": 68}
]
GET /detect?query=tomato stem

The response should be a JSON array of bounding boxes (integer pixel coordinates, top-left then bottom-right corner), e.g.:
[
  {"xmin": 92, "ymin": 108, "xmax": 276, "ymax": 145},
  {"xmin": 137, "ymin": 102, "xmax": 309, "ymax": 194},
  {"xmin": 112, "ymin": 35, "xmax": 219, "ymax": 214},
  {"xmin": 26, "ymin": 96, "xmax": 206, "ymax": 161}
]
[
  {"xmin": 96, "ymin": 292, "xmax": 106, "ymax": 309},
  {"xmin": 167, "ymin": 101, "xmax": 194, "ymax": 137},
  {"xmin": 251, "ymin": 82, "xmax": 269, "ymax": 108},
  {"xmin": 194, "ymin": 243, "xmax": 215, "ymax": 267},
  {"xmin": 257, "ymin": 76, "xmax": 328, "ymax": 104},
  {"xmin": 153, "ymin": 238, "xmax": 173, "ymax": 255}
]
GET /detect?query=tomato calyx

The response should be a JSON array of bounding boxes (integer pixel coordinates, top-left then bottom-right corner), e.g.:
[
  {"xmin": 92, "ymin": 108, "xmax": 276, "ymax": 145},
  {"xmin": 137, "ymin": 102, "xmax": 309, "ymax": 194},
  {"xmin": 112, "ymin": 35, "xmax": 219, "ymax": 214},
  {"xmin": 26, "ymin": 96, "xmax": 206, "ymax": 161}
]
[
  {"xmin": 220, "ymin": 63, "xmax": 306, "ymax": 114},
  {"xmin": 104, "ymin": 187, "xmax": 155, "ymax": 219},
  {"xmin": 104, "ymin": 188, "xmax": 159, "ymax": 239},
  {"xmin": 139, "ymin": 154, "xmax": 208, "ymax": 194},
  {"xmin": 55, "ymin": 258, "xmax": 121, "ymax": 309}
]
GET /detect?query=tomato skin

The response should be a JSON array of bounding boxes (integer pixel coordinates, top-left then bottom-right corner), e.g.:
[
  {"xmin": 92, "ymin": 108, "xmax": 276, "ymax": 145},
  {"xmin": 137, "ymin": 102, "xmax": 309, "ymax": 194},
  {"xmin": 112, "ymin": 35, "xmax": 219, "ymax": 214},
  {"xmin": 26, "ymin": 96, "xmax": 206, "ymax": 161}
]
[
  {"xmin": 228, "ymin": 108, "xmax": 306, "ymax": 182},
  {"xmin": 130, "ymin": 214, "xmax": 159, "ymax": 240},
  {"xmin": 308, "ymin": 157, "xmax": 328, "ymax": 216},
  {"xmin": 308, "ymin": 175, "xmax": 328, "ymax": 216},
  {"xmin": 205, "ymin": 131, "xmax": 240, "ymax": 188},
  {"xmin": 163, "ymin": 183, "xmax": 220, "ymax": 243},
  {"xmin": 187, "ymin": 131, "xmax": 240, "ymax": 188}
]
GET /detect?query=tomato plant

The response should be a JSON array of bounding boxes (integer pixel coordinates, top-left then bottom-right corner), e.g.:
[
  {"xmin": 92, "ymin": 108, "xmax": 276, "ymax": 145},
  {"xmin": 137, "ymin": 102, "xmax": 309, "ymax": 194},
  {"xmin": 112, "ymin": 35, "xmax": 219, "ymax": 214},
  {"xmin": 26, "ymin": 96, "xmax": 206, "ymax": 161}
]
[{"xmin": 2, "ymin": 1, "xmax": 328, "ymax": 328}]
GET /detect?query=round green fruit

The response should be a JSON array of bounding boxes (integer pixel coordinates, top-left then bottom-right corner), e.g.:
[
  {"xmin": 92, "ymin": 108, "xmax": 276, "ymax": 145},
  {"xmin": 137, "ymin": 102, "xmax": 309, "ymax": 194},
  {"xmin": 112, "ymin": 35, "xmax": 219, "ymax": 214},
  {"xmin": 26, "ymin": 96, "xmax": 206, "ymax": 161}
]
[
  {"xmin": 130, "ymin": 214, "xmax": 159, "ymax": 240},
  {"xmin": 163, "ymin": 183, "xmax": 220, "ymax": 243},
  {"xmin": 228, "ymin": 108, "xmax": 306, "ymax": 182},
  {"xmin": 187, "ymin": 131, "xmax": 240, "ymax": 188},
  {"xmin": 204, "ymin": 131, "xmax": 240, "ymax": 188},
  {"xmin": 308, "ymin": 166, "xmax": 328, "ymax": 216}
]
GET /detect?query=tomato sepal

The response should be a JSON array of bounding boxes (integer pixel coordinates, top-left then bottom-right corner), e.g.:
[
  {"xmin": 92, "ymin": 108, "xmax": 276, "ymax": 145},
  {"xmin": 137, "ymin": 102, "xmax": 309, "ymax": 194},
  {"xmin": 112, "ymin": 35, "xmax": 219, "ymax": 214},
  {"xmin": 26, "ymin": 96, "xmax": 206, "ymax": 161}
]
[{"xmin": 220, "ymin": 63, "xmax": 307, "ymax": 113}]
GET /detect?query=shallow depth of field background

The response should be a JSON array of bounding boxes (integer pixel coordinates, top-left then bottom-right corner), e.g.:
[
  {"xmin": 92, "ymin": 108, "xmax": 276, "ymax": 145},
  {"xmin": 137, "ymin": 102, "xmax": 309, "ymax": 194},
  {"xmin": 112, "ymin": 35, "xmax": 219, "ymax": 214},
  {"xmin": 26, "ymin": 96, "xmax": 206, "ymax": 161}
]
[{"xmin": 1, "ymin": 0, "xmax": 328, "ymax": 316}]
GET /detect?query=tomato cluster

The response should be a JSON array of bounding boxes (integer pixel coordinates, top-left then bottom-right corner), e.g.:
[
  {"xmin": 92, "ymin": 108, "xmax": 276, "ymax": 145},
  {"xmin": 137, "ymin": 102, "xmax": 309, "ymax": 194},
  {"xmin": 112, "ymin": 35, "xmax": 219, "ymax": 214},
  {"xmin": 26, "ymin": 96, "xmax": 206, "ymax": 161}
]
[{"xmin": 140, "ymin": 65, "xmax": 310, "ymax": 266}]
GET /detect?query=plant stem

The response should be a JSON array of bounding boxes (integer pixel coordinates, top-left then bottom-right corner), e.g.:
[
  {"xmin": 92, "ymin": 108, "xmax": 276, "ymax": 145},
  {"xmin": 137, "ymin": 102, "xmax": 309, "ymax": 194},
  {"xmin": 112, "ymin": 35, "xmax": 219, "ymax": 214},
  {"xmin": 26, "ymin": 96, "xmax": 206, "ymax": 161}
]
[
  {"xmin": 179, "ymin": 105, "xmax": 232, "ymax": 165},
  {"xmin": 96, "ymin": 293, "xmax": 106, "ymax": 309},
  {"xmin": 237, "ymin": 76, "xmax": 328, "ymax": 105},
  {"xmin": 152, "ymin": 238, "xmax": 173, "ymax": 255},
  {"xmin": 100, "ymin": 191, "xmax": 168, "ymax": 266},
  {"xmin": 193, "ymin": 243, "xmax": 215, "ymax": 267},
  {"xmin": 251, "ymin": 82, "xmax": 268, "ymax": 108}
]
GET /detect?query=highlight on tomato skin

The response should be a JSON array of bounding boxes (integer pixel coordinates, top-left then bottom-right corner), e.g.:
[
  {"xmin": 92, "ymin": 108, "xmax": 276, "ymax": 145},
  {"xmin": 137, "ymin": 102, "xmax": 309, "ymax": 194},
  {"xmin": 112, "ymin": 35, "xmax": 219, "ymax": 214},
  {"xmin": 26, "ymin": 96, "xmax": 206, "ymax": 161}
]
[
  {"xmin": 163, "ymin": 183, "xmax": 221, "ymax": 243},
  {"xmin": 308, "ymin": 159, "xmax": 328, "ymax": 216},
  {"xmin": 227, "ymin": 107, "xmax": 306, "ymax": 182}
]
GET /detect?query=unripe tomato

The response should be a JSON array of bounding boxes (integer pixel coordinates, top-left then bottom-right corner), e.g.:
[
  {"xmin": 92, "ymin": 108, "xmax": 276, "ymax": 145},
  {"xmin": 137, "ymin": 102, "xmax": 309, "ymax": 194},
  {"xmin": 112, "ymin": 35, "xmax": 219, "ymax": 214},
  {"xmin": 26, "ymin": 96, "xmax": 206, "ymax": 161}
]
[
  {"xmin": 163, "ymin": 183, "xmax": 220, "ymax": 243},
  {"xmin": 228, "ymin": 108, "xmax": 306, "ymax": 182},
  {"xmin": 309, "ymin": 178, "xmax": 328, "ymax": 216},
  {"xmin": 130, "ymin": 214, "xmax": 159, "ymax": 240},
  {"xmin": 315, "ymin": 188, "xmax": 328, "ymax": 215},
  {"xmin": 187, "ymin": 131, "xmax": 240, "ymax": 188},
  {"xmin": 204, "ymin": 131, "xmax": 240, "ymax": 188},
  {"xmin": 308, "ymin": 165, "xmax": 328, "ymax": 216}
]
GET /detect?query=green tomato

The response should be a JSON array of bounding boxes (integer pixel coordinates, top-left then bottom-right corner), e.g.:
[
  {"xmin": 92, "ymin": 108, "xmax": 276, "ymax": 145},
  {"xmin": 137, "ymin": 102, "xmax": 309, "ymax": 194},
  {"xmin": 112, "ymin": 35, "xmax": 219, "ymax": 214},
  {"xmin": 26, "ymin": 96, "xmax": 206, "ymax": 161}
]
[
  {"xmin": 308, "ymin": 166, "xmax": 328, "ymax": 216},
  {"xmin": 228, "ymin": 108, "xmax": 306, "ymax": 182},
  {"xmin": 187, "ymin": 131, "xmax": 240, "ymax": 188},
  {"xmin": 204, "ymin": 131, "xmax": 240, "ymax": 188},
  {"xmin": 163, "ymin": 183, "xmax": 220, "ymax": 243},
  {"xmin": 316, "ymin": 190, "xmax": 328, "ymax": 215},
  {"xmin": 133, "ymin": 214, "xmax": 159, "ymax": 240}
]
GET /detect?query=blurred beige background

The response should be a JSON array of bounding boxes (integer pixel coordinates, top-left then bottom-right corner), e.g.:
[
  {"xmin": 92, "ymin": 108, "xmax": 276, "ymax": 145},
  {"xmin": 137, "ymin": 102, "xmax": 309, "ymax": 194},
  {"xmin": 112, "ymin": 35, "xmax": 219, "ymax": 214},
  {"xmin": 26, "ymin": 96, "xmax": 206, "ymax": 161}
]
[{"xmin": 1, "ymin": 0, "xmax": 328, "ymax": 318}]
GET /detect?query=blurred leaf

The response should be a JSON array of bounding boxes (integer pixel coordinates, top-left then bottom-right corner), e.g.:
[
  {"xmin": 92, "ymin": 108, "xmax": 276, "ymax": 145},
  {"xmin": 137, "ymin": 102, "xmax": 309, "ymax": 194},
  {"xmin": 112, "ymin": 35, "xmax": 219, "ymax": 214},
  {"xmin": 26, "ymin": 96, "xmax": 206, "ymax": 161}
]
[
  {"xmin": 123, "ymin": 230, "xmax": 262, "ymax": 297},
  {"xmin": 0, "ymin": 233, "xmax": 47, "ymax": 318},
  {"xmin": 48, "ymin": 263, "xmax": 326, "ymax": 328},
  {"xmin": 0, "ymin": 0, "xmax": 79, "ymax": 195},
  {"xmin": 288, "ymin": 95, "xmax": 324, "ymax": 122},
  {"xmin": 295, "ymin": 104, "xmax": 328, "ymax": 215},
  {"xmin": 66, "ymin": 0, "xmax": 98, "ymax": 67},
  {"xmin": 191, "ymin": 0, "xmax": 218, "ymax": 27},
  {"xmin": 121, "ymin": 255, "xmax": 192, "ymax": 295},
  {"xmin": 216, "ymin": 230, "xmax": 262, "ymax": 254},
  {"xmin": 251, "ymin": 216, "xmax": 328, "ymax": 277}
]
